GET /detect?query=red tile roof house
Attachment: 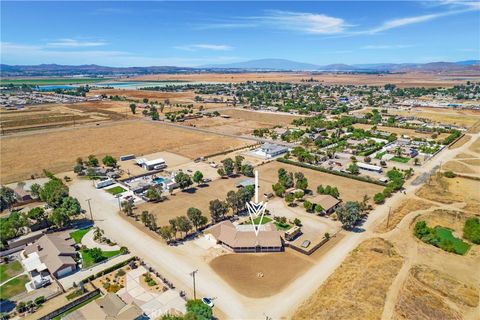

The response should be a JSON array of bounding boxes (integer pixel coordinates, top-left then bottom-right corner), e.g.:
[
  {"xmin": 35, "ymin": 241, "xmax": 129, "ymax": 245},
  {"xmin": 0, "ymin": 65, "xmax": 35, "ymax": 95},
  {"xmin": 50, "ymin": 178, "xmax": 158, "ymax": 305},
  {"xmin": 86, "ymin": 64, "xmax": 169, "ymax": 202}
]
[
  {"xmin": 22, "ymin": 232, "xmax": 78, "ymax": 279},
  {"xmin": 206, "ymin": 221, "xmax": 283, "ymax": 253}
]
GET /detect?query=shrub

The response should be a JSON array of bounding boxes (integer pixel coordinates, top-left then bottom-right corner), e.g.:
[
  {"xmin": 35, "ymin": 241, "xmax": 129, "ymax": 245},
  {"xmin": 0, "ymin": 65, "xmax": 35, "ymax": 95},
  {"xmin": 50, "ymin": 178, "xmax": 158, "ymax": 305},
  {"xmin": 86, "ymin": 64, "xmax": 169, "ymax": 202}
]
[
  {"xmin": 444, "ymin": 171, "xmax": 457, "ymax": 178},
  {"xmin": 463, "ymin": 217, "xmax": 480, "ymax": 244},
  {"xmin": 34, "ymin": 296, "xmax": 45, "ymax": 305},
  {"xmin": 373, "ymin": 192, "xmax": 385, "ymax": 204}
]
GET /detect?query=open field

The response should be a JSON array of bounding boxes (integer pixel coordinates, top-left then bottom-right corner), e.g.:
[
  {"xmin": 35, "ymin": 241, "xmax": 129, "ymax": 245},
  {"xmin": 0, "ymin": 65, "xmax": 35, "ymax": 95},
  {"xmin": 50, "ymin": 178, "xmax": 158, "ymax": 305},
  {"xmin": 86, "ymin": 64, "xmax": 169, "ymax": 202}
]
[
  {"xmin": 293, "ymin": 238, "xmax": 403, "ymax": 320},
  {"xmin": 0, "ymin": 101, "xmax": 129, "ymax": 133},
  {"xmin": 375, "ymin": 198, "xmax": 435, "ymax": 233},
  {"xmin": 220, "ymin": 108, "xmax": 304, "ymax": 126},
  {"xmin": 0, "ymin": 121, "xmax": 249, "ymax": 183},
  {"xmin": 136, "ymin": 175, "xmax": 244, "ymax": 226},
  {"xmin": 87, "ymin": 88, "xmax": 194, "ymax": 102},
  {"xmin": 209, "ymin": 250, "xmax": 313, "ymax": 298},
  {"xmin": 443, "ymin": 160, "xmax": 478, "ymax": 174},
  {"xmin": 469, "ymin": 137, "xmax": 480, "ymax": 153},
  {"xmin": 450, "ymin": 134, "xmax": 472, "ymax": 149},
  {"xmin": 257, "ymin": 161, "xmax": 384, "ymax": 202},
  {"xmin": 387, "ymin": 107, "xmax": 480, "ymax": 129},
  {"xmin": 130, "ymin": 72, "xmax": 480, "ymax": 87},
  {"xmin": 415, "ymin": 174, "xmax": 480, "ymax": 210},
  {"xmin": 179, "ymin": 116, "xmax": 274, "ymax": 136}
]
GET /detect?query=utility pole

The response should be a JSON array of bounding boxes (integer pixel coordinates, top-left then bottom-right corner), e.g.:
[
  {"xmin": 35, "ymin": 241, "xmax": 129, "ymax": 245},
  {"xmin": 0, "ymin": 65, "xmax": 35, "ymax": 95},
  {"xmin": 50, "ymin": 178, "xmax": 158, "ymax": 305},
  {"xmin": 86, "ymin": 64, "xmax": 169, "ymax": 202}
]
[
  {"xmin": 386, "ymin": 206, "xmax": 391, "ymax": 229},
  {"xmin": 190, "ymin": 269, "xmax": 198, "ymax": 300},
  {"xmin": 85, "ymin": 198, "xmax": 93, "ymax": 221}
]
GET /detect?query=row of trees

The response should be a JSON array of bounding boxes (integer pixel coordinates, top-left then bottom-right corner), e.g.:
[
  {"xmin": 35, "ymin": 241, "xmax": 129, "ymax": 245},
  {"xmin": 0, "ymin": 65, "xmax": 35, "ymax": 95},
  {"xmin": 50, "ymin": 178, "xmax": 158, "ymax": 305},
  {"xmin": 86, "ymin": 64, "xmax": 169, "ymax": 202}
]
[{"xmin": 373, "ymin": 168, "xmax": 406, "ymax": 204}]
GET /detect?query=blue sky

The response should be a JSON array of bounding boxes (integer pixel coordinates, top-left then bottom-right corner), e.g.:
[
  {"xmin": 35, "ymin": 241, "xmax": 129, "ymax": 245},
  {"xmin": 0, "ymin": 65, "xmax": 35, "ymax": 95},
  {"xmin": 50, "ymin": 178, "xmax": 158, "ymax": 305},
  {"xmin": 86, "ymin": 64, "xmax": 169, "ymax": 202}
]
[{"xmin": 1, "ymin": 1, "xmax": 479, "ymax": 66}]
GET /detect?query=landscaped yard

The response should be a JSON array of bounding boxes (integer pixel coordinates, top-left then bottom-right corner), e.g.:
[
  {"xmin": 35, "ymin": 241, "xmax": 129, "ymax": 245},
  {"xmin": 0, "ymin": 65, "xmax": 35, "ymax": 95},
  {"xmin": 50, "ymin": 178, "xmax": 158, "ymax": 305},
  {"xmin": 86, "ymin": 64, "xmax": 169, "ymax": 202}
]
[
  {"xmin": 81, "ymin": 249, "xmax": 121, "ymax": 268},
  {"xmin": 0, "ymin": 275, "xmax": 29, "ymax": 300},
  {"xmin": 105, "ymin": 186, "xmax": 127, "ymax": 195},
  {"xmin": 69, "ymin": 227, "xmax": 92, "ymax": 244},
  {"xmin": 248, "ymin": 216, "xmax": 272, "ymax": 225},
  {"xmin": 274, "ymin": 221, "xmax": 292, "ymax": 231},
  {"xmin": 0, "ymin": 261, "xmax": 24, "ymax": 282},
  {"xmin": 391, "ymin": 156, "xmax": 410, "ymax": 163}
]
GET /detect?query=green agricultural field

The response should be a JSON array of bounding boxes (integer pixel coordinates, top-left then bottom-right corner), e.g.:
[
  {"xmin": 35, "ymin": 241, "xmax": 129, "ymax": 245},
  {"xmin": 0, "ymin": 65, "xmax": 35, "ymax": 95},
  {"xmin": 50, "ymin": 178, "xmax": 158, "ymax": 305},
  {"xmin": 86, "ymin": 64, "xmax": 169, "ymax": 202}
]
[
  {"xmin": 0, "ymin": 78, "xmax": 110, "ymax": 85},
  {"xmin": 106, "ymin": 186, "xmax": 127, "ymax": 195},
  {"xmin": 0, "ymin": 261, "xmax": 24, "ymax": 283},
  {"xmin": 0, "ymin": 275, "xmax": 29, "ymax": 300},
  {"xmin": 69, "ymin": 227, "xmax": 92, "ymax": 244}
]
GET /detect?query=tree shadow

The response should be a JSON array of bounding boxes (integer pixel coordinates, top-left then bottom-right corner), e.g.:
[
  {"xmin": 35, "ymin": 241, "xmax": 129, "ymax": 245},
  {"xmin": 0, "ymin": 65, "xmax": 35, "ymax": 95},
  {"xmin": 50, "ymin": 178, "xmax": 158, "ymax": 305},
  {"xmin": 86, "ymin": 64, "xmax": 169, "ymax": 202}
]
[{"xmin": 182, "ymin": 187, "xmax": 198, "ymax": 194}]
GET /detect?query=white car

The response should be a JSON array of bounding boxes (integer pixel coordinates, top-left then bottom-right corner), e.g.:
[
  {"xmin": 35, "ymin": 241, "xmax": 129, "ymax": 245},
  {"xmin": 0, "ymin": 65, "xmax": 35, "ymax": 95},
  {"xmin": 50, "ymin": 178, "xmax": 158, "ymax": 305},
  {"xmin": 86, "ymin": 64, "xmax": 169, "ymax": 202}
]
[{"xmin": 202, "ymin": 297, "xmax": 214, "ymax": 308}]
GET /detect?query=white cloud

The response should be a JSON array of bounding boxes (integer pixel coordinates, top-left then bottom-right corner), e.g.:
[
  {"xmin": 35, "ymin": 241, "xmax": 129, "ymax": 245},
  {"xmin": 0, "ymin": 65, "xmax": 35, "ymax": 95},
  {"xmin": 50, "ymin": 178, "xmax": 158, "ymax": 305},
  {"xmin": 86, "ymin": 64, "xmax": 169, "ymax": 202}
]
[
  {"xmin": 259, "ymin": 10, "xmax": 349, "ymax": 34},
  {"xmin": 0, "ymin": 41, "xmax": 239, "ymax": 67},
  {"xmin": 46, "ymin": 38, "xmax": 108, "ymax": 48},
  {"xmin": 174, "ymin": 44, "xmax": 233, "ymax": 51},
  {"xmin": 361, "ymin": 44, "xmax": 413, "ymax": 50}
]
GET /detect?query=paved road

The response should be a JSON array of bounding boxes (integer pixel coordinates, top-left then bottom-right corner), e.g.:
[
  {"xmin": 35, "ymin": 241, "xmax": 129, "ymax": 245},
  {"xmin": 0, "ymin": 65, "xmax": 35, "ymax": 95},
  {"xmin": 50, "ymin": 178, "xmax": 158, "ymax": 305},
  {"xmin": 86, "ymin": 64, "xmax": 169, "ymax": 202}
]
[{"xmin": 67, "ymin": 132, "xmax": 478, "ymax": 319}]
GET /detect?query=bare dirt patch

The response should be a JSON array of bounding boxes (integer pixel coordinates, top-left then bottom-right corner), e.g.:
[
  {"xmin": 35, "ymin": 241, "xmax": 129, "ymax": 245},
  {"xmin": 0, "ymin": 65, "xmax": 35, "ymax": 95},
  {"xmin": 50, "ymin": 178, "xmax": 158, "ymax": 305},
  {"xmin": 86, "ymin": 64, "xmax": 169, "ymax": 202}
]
[
  {"xmin": 375, "ymin": 198, "xmax": 435, "ymax": 233},
  {"xmin": 257, "ymin": 161, "xmax": 384, "ymax": 202},
  {"xmin": 0, "ymin": 121, "xmax": 249, "ymax": 183},
  {"xmin": 293, "ymin": 238, "xmax": 403, "ymax": 320},
  {"xmin": 469, "ymin": 137, "xmax": 480, "ymax": 153},
  {"xmin": 395, "ymin": 272, "xmax": 462, "ymax": 320},
  {"xmin": 209, "ymin": 250, "xmax": 313, "ymax": 298},
  {"xmin": 412, "ymin": 265, "xmax": 479, "ymax": 307},
  {"xmin": 179, "ymin": 116, "xmax": 272, "ymax": 136},
  {"xmin": 88, "ymin": 88, "xmax": 194, "ymax": 102}
]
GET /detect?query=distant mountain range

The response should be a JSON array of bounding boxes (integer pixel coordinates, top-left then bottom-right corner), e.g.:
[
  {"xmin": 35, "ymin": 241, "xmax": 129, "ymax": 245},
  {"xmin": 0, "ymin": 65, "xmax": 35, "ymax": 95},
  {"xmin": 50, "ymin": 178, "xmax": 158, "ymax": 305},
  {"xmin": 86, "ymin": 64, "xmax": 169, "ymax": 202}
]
[
  {"xmin": 202, "ymin": 58, "xmax": 480, "ymax": 72},
  {"xmin": 1, "ymin": 59, "xmax": 479, "ymax": 77}
]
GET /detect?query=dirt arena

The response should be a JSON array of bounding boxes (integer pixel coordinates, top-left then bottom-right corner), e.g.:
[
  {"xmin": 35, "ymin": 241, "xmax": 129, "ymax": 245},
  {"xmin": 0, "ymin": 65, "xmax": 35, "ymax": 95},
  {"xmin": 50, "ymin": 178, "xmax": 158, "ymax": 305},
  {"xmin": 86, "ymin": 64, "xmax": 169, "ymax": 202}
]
[
  {"xmin": 257, "ymin": 161, "xmax": 384, "ymax": 202},
  {"xmin": 0, "ymin": 121, "xmax": 249, "ymax": 183},
  {"xmin": 129, "ymin": 72, "xmax": 480, "ymax": 88},
  {"xmin": 210, "ymin": 250, "xmax": 313, "ymax": 298}
]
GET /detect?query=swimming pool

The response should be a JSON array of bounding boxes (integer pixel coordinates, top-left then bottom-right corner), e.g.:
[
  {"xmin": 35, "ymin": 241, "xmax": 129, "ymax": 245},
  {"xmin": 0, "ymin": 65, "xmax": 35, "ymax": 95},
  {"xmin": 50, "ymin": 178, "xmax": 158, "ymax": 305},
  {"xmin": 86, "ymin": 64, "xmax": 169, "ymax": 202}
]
[{"xmin": 153, "ymin": 177, "xmax": 165, "ymax": 184}]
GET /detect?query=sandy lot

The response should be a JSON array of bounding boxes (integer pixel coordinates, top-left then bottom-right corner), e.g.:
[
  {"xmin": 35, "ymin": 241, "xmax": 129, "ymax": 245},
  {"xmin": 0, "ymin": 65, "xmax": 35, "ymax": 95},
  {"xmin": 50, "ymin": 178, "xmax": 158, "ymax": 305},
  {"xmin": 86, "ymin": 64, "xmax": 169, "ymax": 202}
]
[
  {"xmin": 130, "ymin": 72, "xmax": 480, "ymax": 88},
  {"xmin": 209, "ymin": 250, "xmax": 313, "ymax": 298},
  {"xmin": 293, "ymin": 238, "xmax": 403, "ymax": 320},
  {"xmin": 0, "ymin": 121, "xmax": 249, "ymax": 183},
  {"xmin": 257, "ymin": 161, "xmax": 384, "ymax": 202}
]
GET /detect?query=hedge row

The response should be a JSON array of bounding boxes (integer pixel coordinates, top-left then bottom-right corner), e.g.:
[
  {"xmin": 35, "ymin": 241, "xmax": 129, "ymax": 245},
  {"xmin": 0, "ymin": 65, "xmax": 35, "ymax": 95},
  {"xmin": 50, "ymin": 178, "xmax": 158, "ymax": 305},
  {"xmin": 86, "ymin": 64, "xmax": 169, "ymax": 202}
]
[
  {"xmin": 81, "ymin": 256, "xmax": 136, "ymax": 283},
  {"xmin": 277, "ymin": 158, "xmax": 387, "ymax": 187}
]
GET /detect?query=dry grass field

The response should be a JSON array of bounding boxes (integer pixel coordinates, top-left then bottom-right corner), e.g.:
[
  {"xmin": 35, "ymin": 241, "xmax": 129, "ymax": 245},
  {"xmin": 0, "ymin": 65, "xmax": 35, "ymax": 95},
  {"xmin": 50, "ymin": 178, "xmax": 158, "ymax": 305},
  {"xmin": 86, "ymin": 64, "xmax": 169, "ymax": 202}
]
[
  {"xmin": 293, "ymin": 238, "xmax": 403, "ymax": 320},
  {"xmin": 178, "ymin": 116, "xmax": 273, "ymax": 136},
  {"xmin": 0, "ymin": 101, "xmax": 130, "ymax": 133},
  {"xmin": 415, "ymin": 174, "xmax": 480, "ymax": 210},
  {"xmin": 450, "ymin": 134, "xmax": 472, "ymax": 149},
  {"xmin": 0, "ymin": 121, "xmax": 249, "ymax": 183},
  {"xmin": 220, "ymin": 108, "xmax": 304, "ymax": 126},
  {"xmin": 257, "ymin": 161, "xmax": 384, "ymax": 202},
  {"xmin": 375, "ymin": 198, "xmax": 436, "ymax": 233},
  {"xmin": 443, "ymin": 160, "xmax": 478, "ymax": 174},
  {"xmin": 130, "ymin": 72, "xmax": 480, "ymax": 87},
  {"xmin": 353, "ymin": 123, "xmax": 449, "ymax": 141},
  {"xmin": 209, "ymin": 250, "xmax": 313, "ymax": 298},
  {"xmin": 388, "ymin": 107, "xmax": 480, "ymax": 129},
  {"xmin": 87, "ymin": 88, "xmax": 194, "ymax": 102}
]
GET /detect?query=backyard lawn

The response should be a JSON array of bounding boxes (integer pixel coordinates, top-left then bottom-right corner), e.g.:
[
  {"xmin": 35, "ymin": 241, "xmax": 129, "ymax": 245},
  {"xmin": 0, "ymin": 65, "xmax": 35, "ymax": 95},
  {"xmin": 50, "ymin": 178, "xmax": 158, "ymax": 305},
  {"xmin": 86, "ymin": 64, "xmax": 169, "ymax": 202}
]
[
  {"xmin": 0, "ymin": 261, "xmax": 23, "ymax": 282},
  {"xmin": 106, "ymin": 186, "xmax": 127, "ymax": 195},
  {"xmin": 249, "ymin": 216, "xmax": 272, "ymax": 225},
  {"xmin": 69, "ymin": 227, "xmax": 92, "ymax": 244},
  {"xmin": 81, "ymin": 249, "xmax": 121, "ymax": 268},
  {"xmin": 391, "ymin": 156, "xmax": 410, "ymax": 163},
  {"xmin": 0, "ymin": 275, "xmax": 29, "ymax": 300},
  {"xmin": 274, "ymin": 221, "xmax": 292, "ymax": 231}
]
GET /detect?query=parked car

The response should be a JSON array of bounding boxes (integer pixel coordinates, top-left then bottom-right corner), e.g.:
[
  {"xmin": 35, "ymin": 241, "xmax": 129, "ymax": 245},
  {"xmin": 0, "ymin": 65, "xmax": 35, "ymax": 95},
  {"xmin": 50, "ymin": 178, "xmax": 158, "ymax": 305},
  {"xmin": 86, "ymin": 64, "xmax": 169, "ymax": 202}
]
[
  {"xmin": 202, "ymin": 178, "xmax": 212, "ymax": 183},
  {"xmin": 202, "ymin": 297, "xmax": 214, "ymax": 308},
  {"xmin": 301, "ymin": 240, "xmax": 311, "ymax": 248}
]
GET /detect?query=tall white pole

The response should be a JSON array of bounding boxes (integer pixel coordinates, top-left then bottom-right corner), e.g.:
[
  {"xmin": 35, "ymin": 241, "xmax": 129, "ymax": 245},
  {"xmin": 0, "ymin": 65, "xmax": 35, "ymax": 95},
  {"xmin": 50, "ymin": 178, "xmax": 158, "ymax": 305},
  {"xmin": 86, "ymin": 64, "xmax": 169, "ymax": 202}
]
[{"xmin": 254, "ymin": 170, "xmax": 259, "ymax": 203}]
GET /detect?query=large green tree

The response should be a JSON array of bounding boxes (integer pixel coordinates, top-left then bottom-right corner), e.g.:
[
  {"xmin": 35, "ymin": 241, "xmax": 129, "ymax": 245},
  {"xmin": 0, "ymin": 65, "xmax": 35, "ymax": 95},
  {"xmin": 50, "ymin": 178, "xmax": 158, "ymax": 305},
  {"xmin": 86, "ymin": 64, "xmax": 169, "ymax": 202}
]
[{"xmin": 336, "ymin": 201, "xmax": 361, "ymax": 230}]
